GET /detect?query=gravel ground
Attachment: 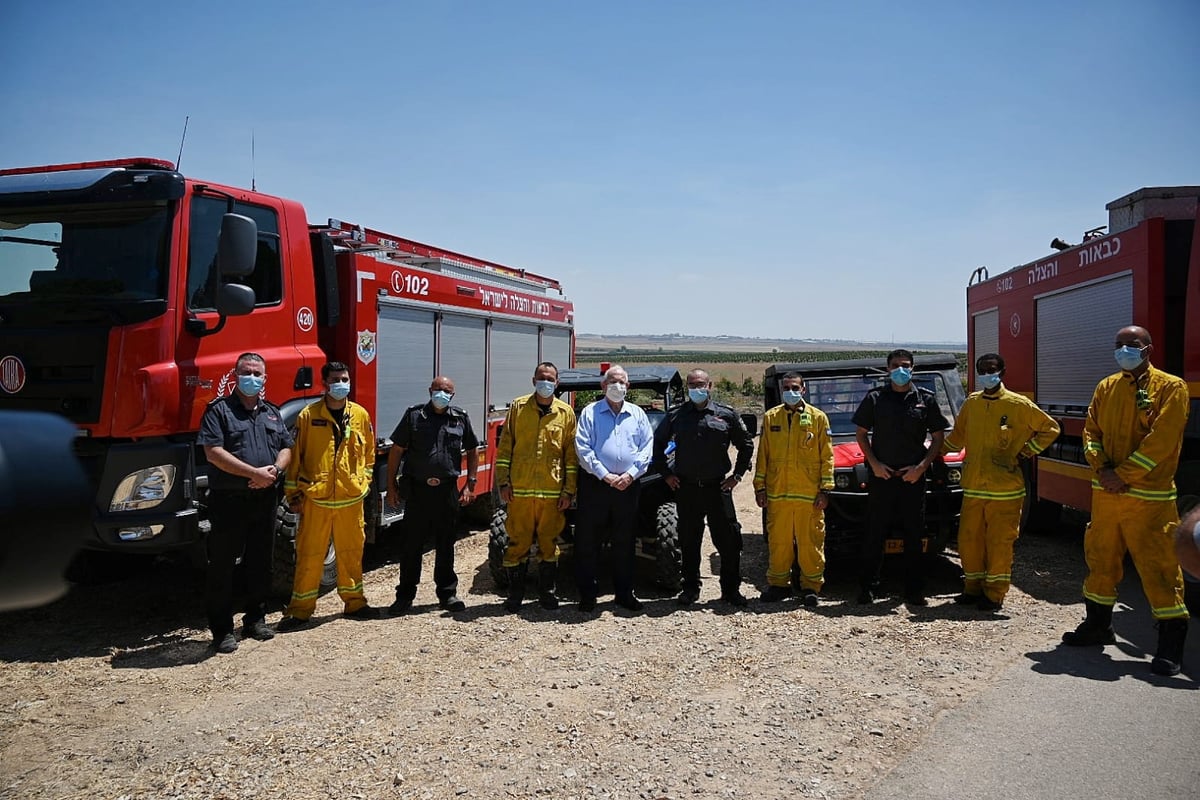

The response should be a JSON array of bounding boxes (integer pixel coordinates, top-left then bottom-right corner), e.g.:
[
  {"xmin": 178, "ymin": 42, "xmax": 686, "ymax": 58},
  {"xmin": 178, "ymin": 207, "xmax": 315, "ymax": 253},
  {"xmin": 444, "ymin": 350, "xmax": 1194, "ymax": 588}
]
[{"xmin": 0, "ymin": 482, "xmax": 1089, "ymax": 800}]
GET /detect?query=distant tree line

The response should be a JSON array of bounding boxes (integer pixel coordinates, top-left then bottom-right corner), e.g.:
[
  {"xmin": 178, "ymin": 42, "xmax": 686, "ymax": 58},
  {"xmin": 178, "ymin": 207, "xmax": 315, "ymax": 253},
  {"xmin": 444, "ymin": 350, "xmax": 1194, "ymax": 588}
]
[
  {"xmin": 578, "ymin": 349, "xmax": 968, "ymax": 371},
  {"xmin": 577, "ymin": 350, "xmax": 970, "ymax": 402}
]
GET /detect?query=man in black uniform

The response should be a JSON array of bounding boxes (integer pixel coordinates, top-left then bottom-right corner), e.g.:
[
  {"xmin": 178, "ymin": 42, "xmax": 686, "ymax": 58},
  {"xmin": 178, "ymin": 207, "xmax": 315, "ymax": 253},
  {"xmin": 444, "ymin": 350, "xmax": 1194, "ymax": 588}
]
[
  {"xmin": 852, "ymin": 349, "xmax": 948, "ymax": 606},
  {"xmin": 198, "ymin": 352, "xmax": 293, "ymax": 653},
  {"xmin": 653, "ymin": 369, "xmax": 755, "ymax": 606},
  {"xmin": 385, "ymin": 375, "xmax": 479, "ymax": 614}
]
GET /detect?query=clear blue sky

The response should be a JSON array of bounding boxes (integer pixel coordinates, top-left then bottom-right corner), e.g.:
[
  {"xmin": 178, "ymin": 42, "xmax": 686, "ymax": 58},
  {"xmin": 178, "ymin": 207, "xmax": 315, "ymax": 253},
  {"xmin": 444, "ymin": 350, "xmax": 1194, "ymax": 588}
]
[{"xmin": 3, "ymin": 1, "xmax": 1197, "ymax": 343}]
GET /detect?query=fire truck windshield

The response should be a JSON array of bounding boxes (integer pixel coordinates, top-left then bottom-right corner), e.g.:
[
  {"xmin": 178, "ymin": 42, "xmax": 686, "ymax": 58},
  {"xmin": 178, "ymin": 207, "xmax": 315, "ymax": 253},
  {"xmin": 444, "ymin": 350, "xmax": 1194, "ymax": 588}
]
[{"xmin": 0, "ymin": 202, "xmax": 171, "ymax": 303}]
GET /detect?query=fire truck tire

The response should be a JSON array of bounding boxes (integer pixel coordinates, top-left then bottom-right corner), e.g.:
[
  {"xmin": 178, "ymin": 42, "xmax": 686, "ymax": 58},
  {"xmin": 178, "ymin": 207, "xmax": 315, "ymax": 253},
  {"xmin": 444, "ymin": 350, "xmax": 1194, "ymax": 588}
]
[
  {"xmin": 1022, "ymin": 498, "xmax": 1062, "ymax": 536},
  {"xmin": 654, "ymin": 501, "xmax": 681, "ymax": 590},
  {"xmin": 270, "ymin": 502, "xmax": 337, "ymax": 599},
  {"xmin": 489, "ymin": 507, "xmax": 510, "ymax": 590}
]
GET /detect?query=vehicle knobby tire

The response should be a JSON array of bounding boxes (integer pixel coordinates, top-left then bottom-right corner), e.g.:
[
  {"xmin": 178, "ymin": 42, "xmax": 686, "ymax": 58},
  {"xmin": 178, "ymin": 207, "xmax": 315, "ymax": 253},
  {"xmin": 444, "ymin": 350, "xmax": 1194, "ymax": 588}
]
[
  {"xmin": 654, "ymin": 501, "xmax": 681, "ymax": 590},
  {"xmin": 489, "ymin": 507, "xmax": 510, "ymax": 589},
  {"xmin": 270, "ymin": 500, "xmax": 337, "ymax": 599}
]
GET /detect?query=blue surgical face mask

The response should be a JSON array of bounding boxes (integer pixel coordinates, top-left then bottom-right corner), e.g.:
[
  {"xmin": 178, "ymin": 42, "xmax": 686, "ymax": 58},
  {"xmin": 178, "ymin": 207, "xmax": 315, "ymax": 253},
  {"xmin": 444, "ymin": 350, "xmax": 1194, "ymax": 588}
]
[
  {"xmin": 328, "ymin": 380, "xmax": 351, "ymax": 400},
  {"xmin": 1114, "ymin": 345, "xmax": 1146, "ymax": 371},
  {"xmin": 237, "ymin": 373, "xmax": 265, "ymax": 397},
  {"xmin": 431, "ymin": 390, "xmax": 453, "ymax": 409},
  {"xmin": 890, "ymin": 366, "xmax": 913, "ymax": 386},
  {"xmin": 688, "ymin": 387, "xmax": 709, "ymax": 405},
  {"xmin": 977, "ymin": 373, "xmax": 1002, "ymax": 391},
  {"xmin": 782, "ymin": 389, "xmax": 804, "ymax": 406},
  {"xmin": 534, "ymin": 380, "xmax": 556, "ymax": 399}
]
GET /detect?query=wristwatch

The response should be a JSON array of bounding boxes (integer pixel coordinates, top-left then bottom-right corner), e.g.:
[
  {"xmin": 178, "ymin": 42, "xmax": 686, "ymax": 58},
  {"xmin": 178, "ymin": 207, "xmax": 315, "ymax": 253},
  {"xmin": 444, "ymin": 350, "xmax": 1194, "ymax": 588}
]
[{"xmin": 466, "ymin": 477, "xmax": 478, "ymax": 487}]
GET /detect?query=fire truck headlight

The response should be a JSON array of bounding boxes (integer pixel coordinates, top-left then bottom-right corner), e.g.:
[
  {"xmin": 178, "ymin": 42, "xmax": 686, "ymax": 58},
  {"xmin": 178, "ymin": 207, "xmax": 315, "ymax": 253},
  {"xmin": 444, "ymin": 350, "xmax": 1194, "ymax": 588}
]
[
  {"xmin": 946, "ymin": 467, "xmax": 962, "ymax": 485},
  {"xmin": 834, "ymin": 472, "xmax": 852, "ymax": 490},
  {"xmin": 110, "ymin": 465, "xmax": 176, "ymax": 512}
]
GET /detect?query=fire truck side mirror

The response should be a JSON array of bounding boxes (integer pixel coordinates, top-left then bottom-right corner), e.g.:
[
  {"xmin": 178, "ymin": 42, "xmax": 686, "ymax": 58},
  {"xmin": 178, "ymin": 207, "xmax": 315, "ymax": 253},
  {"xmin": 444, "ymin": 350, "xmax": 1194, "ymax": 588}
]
[
  {"xmin": 217, "ymin": 213, "xmax": 258, "ymax": 278},
  {"xmin": 216, "ymin": 282, "xmax": 256, "ymax": 317}
]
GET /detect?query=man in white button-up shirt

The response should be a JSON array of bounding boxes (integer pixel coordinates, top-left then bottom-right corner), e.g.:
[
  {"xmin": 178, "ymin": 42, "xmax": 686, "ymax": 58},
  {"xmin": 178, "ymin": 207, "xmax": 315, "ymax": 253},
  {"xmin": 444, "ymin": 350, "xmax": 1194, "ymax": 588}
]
[{"xmin": 574, "ymin": 365, "xmax": 654, "ymax": 612}]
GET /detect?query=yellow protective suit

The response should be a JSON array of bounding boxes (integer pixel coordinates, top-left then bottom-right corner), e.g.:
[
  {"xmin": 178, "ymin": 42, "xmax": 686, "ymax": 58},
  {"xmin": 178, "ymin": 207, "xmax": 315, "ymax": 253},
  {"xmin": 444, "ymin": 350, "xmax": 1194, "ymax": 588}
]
[
  {"xmin": 943, "ymin": 385, "xmax": 1060, "ymax": 602},
  {"xmin": 1082, "ymin": 365, "xmax": 1189, "ymax": 619},
  {"xmin": 753, "ymin": 403, "xmax": 833, "ymax": 590},
  {"xmin": 282, "ymin": 399, "xmax": 375, "ymax": 618},
  {"xmin": 494, "ymin": 394, "xmax": 578, "ymax": 566}
]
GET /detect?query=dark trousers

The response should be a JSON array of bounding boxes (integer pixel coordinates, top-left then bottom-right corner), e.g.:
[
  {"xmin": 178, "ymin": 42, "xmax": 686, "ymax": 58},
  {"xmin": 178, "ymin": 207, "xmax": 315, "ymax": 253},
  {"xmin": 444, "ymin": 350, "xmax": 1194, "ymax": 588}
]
[
  {"xmin": 396, "ymin": 481, "xmax": 460, "ymax": 603},
  {"xmin": 676, "ymin": 481, "xmax": 742, "ymax": 594},
  {"xmin": 574, "ymin": 473, "xmax": 641, "ymax": 601},
  {"xmin": 205, "ymin": 489, "xmax": 278, "ymax": 639},
  {"xmin": 860, "ymin": 475, "xmax": 928, "ymax": 594}
]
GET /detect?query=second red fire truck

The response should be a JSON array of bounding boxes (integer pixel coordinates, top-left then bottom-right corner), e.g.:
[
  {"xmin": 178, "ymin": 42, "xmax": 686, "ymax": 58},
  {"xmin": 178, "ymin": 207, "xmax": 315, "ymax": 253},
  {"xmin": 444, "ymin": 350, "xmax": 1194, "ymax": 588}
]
[{"xmin": 965, "ymin": 186, "xmax": 1200, "ymax": 523}]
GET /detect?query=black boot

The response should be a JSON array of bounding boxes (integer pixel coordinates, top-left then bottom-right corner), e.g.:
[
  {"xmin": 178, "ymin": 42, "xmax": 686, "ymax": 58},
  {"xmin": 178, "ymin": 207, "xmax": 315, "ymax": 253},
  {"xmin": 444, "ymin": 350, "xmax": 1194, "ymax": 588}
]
[
  {"xmin": 503, "ymin": 563, "xmax": 528, "ymax": 612},
  {"xmin": 1150, "ymin": 618, "xmax": 1188, "ymax": 676},
  {"xmin": 1062, "ymin": 599, "xmax": 1116, "ymax": 646},
  {"xmin": 538, "ymin": 560, "xmax": 560, "ymax": 610}
]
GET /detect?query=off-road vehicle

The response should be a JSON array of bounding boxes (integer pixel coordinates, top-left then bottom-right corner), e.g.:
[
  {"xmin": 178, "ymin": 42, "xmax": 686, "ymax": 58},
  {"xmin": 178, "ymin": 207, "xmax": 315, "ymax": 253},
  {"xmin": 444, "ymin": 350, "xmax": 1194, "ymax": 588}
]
[
  {"xmin": 762, "ymin": 353, "xmax": 967, "ymax": 558},
  {"xmin": 488, "ymin": 366, "xmax": 688, "ymax": 591}
]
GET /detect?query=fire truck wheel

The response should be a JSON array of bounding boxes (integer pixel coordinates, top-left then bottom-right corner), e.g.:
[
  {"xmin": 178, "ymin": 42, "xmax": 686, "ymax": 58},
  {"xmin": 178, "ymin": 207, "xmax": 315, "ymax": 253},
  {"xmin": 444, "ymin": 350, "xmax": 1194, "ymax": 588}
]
[
  {"xmin": 654, "ymin": 502, "xmax": 681, "ymax": 591},
  {"xmin": 489, "ymin": 508, "xmax": 510, "ymax": 590},
  {"xmin": 270, "ymin": 502, "xmax": 338, "ymax": 599}
]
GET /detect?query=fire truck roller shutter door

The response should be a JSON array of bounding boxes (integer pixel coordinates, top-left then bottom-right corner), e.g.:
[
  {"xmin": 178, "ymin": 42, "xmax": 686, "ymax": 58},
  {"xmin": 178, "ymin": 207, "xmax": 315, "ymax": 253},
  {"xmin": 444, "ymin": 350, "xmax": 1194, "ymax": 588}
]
[
  {"xmin": 378, "ymin": 304, "xmax": 436, "ymax": 428},
  {"xmin": 439, "ymin": 314, "xmax": 487, "ymax": 432},
  {"xmin": 541, "ymin": 325, "xmax": 572, "ymax": 370},
  {"xmin": 973, "ymin": 308, "xmax": 999, "ymax": 365},
  {"xmin": 490, "ymin": 320, "xmax": 540, "ymax": 412},
  {"xmin": 1035, "ymin": 274, "xmax": 1132, "ymax": 410}
]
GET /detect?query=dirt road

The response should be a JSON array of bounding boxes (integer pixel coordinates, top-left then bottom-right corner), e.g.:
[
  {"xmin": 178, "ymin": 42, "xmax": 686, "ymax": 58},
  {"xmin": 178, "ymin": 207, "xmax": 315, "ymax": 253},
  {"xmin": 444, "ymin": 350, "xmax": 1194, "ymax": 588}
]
[{"xmin": 0, "ymin": 482, "xmax": 1091, "ymax": 799}]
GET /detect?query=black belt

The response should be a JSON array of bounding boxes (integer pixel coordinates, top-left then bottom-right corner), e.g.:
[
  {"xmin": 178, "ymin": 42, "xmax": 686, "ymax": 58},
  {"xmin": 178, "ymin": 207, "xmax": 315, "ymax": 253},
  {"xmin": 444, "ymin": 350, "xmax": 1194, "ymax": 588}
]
[
  {"xmin": 678, "ymin": 477, "xmax": 726, "ymax": 488},
  {"xmin": 415, "ymin": 476, "xmax": 456, "ymax": 486}
]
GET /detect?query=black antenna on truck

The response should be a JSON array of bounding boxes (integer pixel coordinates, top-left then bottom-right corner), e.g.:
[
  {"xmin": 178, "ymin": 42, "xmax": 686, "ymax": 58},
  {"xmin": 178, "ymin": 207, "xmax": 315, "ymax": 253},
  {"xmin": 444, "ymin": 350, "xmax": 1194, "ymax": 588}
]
[
  {"xmin": 176, "ymin": 115, "xmax": 189, "ymax": 171},
  {"xmin": 251, "ymin": 130, "xmax": 256, "ymax": 191}
]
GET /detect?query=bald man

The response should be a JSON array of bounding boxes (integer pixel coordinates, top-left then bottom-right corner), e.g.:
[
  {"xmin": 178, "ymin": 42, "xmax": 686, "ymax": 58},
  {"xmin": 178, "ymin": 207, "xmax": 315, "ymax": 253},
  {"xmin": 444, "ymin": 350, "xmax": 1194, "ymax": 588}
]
[
  {"xmin": 1062, "ymin": 326, "xmax": 1190, "ymax": 676},
  {"xmin": 386, "ymin": 376, "xmax": 479, "ymax": 614}
]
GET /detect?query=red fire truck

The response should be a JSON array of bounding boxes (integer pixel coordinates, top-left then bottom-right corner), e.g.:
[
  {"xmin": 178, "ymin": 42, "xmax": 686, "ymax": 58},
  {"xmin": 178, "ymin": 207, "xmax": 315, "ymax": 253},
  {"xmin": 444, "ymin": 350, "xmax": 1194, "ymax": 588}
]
[
  {"xmin": 0, "ymin": 157, "xmax": 575, "ymax": 586},
  {"xmin": 965, "ymin": 186, "xmax": 1200, "ymax": 521}
]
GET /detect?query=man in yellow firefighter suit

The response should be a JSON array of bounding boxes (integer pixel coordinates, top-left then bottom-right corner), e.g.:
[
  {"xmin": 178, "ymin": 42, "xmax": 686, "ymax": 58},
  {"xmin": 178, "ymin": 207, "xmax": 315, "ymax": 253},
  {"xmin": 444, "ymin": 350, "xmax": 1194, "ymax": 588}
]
[
  {"xmin": 495, "ymin": 361, "xmax": 578, "ymax": 611},
  {"xmin": 277, "ymin": 361, "xmax": 379, "ymax": 629},
  {"xmin": 942, "ymin": 352, "xmax": 1060, "ymax": 612},
  {"xmin": 1062, "ymin": 326, "xmax": 1189, "ymax": 676},
  {"xmin": 754, "ymin": 371, "xmax": 834, "ymax": 605}
]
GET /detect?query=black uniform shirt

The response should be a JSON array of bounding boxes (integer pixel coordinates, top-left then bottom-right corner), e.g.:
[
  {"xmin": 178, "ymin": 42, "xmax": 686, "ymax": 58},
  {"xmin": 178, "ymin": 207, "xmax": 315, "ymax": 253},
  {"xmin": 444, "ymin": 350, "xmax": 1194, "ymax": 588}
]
[
  {"xmin": 199, "ymin": 394, "xmax": 294, "ymax": 493},
  {"xmin": 852, "ymin": 385, "xmax": 948, "ymax": 469},
  {"xmin": 653, "ymin": 400, "xmax": 754, "ymax": 482},
  {"xmin": 391, "ymin": 403, "xmax": 479, "ymax": 479}
]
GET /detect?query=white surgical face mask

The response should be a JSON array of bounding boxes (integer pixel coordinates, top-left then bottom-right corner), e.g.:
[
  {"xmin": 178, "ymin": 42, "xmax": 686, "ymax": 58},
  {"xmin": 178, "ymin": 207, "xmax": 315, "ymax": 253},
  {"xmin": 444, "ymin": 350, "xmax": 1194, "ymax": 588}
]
[
  {"xmin": 976, "ymin": 373, "xmax": 1002, "ymax": 391},
  {"xmin": 534, "ymin": 380, "xmax": 556, "ymax": 399},
  {"xmin": 605, "ymin": 382, "xmax": 627, "ymax": 403}
]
